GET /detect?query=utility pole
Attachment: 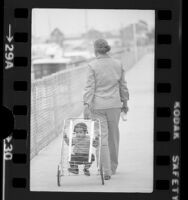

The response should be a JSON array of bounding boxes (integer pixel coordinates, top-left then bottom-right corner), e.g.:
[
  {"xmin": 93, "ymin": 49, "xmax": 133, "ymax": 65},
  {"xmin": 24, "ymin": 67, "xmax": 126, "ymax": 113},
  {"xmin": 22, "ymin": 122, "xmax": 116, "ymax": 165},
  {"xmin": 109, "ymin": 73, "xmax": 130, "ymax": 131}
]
[
  {"xmin": 85, "ymin": 9, "xmax": 88, "ymax": 35},
  {"xmin": 120, "ymin": 23, "xmax": 124, "ymax": 48},
  {"xmin": 133, "ymin": 23, "xmax": 138, "ymax": 62},
  {"xmin": 47, "ymin": 14, "xmax": 52, "ymax": 37},
  {"xmin": 85, "ymin": 9, "xmax": 92, "ymax": 57}
]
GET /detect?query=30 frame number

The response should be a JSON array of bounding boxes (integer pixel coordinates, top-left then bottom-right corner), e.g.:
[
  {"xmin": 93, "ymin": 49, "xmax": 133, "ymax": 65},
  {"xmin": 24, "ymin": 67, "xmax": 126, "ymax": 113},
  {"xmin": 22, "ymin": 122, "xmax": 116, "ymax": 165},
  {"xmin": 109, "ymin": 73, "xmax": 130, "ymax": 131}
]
[{"xmin": 4, "ymin": 136, "xmax": 13, "ymax": 160}]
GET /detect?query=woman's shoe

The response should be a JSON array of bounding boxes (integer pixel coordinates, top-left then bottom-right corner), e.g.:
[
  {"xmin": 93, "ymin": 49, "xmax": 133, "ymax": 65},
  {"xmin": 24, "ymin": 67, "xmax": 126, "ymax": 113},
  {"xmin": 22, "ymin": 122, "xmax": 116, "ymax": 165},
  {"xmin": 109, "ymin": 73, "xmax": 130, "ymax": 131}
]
[
  {"xmin": 104, "ymin": 175, "xmax": 111, "ymax": 180},
  {"xmin": 83, "ymin": 168, "xmax": 90, "ymax": 176},
  {"xmin": 68, "ymin": 167, "xmax": 79, "ymax": 174}
]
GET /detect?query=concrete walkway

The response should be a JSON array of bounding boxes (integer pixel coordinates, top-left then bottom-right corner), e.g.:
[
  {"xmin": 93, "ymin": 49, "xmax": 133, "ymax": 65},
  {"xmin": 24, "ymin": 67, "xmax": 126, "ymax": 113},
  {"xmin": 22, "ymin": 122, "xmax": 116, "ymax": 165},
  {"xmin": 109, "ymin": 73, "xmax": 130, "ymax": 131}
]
[{"xmin": 30, "ymin": 53, "xmax": 154, "ymax": 192}]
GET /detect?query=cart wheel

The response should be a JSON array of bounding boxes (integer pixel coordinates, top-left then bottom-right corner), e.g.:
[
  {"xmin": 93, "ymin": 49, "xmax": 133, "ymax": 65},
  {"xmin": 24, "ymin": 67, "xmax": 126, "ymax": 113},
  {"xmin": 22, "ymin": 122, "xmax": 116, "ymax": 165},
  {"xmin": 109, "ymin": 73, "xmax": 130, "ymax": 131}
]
[
  {"xmin": 100, "ymin": 164, "xmax": 104, "ymax": 185},
  {"xmin": 57, "ymin": 165, "xmax": 61, "ymax": 186}
]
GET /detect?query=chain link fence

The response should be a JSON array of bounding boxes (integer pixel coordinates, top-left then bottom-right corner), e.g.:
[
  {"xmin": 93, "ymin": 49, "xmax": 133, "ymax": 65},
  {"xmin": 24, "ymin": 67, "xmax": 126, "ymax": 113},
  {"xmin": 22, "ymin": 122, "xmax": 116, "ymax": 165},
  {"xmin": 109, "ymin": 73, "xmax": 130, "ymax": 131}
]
[{"xmin": 30, "ymin": 46, "xmax": 151, "ymax": 159}]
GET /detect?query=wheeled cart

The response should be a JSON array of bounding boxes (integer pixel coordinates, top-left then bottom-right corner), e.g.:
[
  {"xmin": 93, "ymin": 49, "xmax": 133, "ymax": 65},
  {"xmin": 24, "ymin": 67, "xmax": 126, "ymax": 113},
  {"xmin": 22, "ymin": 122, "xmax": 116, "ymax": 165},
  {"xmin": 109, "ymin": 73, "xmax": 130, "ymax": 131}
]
[{"xmin": 57, "ymin": 118, "xmax": 104, "ymax": 186}]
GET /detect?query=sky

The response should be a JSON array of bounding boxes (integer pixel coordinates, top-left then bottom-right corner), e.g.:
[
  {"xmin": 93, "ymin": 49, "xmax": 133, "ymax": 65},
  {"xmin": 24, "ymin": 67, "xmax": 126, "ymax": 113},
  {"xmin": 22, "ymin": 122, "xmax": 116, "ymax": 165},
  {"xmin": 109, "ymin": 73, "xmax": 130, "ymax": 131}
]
[{"xmin": 32, "ymin": 9, "xmax": 155, "ymax": 38}]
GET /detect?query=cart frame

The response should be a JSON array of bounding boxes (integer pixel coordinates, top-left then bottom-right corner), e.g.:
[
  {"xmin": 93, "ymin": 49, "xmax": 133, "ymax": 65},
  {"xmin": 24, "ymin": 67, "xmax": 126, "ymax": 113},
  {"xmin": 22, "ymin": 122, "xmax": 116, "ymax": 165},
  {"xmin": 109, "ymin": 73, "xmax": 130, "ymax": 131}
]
[{"xmin": 57, "ymin": 118, "xmax": 104, "ymax": 186}]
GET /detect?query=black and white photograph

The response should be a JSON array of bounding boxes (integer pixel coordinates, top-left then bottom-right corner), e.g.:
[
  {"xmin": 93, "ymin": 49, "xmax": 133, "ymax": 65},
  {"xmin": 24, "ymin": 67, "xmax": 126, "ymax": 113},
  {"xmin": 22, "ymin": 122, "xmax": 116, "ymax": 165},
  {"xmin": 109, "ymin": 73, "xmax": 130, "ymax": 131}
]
[{"xmin": 30, "ymin": 8, "xmax": 155, "ymax": 192}]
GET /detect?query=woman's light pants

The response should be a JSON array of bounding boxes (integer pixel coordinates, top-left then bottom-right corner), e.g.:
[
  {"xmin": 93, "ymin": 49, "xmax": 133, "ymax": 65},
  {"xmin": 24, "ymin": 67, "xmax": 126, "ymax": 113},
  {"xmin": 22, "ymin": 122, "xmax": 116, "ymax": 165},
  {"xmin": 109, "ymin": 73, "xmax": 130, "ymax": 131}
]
[{"xmin": 91, "ymin": 108, "xmax": 121, "ymax": 176}]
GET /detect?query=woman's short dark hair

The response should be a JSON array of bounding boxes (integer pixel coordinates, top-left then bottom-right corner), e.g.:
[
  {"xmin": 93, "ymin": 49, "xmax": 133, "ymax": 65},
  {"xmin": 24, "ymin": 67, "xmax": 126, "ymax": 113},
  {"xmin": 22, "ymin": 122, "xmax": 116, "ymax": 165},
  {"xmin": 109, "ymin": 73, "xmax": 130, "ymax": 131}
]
[{"xmin": 94, "ymin": 39, "xmax": 111, "ymax": 54}]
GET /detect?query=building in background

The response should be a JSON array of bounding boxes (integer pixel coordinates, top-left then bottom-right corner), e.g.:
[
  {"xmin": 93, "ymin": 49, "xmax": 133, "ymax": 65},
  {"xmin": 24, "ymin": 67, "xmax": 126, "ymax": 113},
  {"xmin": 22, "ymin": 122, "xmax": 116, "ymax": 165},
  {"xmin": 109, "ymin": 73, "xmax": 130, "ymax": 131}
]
[
  {"xmin": 31, "ymin": 20, "xmax": 153, "ymax": 80},
  {"xmin": 120, "ymin": 20, "xmax": 149, "ymax": 48}
]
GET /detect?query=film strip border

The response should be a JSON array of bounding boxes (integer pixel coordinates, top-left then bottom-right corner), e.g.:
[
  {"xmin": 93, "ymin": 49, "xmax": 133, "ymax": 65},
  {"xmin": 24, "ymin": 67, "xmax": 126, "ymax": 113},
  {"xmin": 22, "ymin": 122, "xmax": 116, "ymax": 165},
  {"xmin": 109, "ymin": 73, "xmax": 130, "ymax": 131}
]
[
  {"xmin": 155, "ymin": 10, "xmax": 173, "ymax": 193},
  {"xmin": 2, "ymin": 7, "xmax": 181, "ymax": 200},
  {"xmin": 3, "ymin": 6, "xmax": 30, "ymax": 194},
  {"xmin": 154, "ymin": 8, "xmax": 181, "ymax": 200}
]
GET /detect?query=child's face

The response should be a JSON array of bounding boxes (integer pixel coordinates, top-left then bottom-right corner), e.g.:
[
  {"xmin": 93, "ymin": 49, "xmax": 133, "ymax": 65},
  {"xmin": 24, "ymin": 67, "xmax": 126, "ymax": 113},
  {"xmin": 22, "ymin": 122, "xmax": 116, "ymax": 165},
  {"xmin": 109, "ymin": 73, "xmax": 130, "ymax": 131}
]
[{"xmin": 75, "ymin": 127, "xmax": 86, "ymax": 137}]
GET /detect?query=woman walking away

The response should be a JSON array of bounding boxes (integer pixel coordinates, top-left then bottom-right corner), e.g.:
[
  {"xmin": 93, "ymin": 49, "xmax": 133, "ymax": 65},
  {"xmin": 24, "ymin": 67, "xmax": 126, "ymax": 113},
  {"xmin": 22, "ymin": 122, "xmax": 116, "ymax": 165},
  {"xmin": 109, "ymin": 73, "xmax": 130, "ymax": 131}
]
[{"xmin": 83, "ymin": 38, "xmax": 129, "ymax": 180}]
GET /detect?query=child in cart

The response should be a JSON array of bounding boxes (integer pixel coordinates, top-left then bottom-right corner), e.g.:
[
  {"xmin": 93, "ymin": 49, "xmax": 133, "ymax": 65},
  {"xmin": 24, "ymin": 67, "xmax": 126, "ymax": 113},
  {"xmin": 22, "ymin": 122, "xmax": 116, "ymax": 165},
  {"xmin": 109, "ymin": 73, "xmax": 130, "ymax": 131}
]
[{"xmin": 63, "ymin": 122, "xmax": 99, "ymax": 176}]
